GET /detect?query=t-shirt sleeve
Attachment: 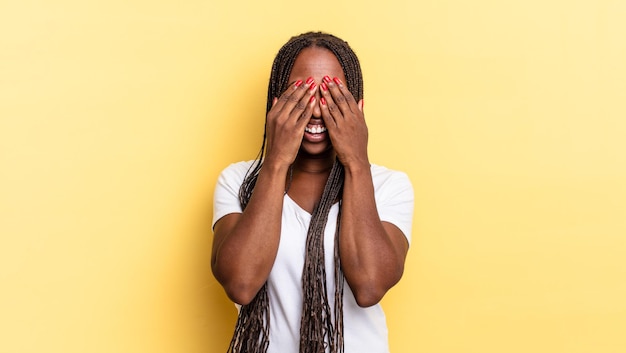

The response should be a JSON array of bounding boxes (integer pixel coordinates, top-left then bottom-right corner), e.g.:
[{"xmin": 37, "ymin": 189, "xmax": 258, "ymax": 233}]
[
  {"xmin": 212, "ymin": 161, "xmax": 252, "ymax": 229},
  {"xmin": 373, "ymin": 168, "xmax": 415, "ymax": 246}
]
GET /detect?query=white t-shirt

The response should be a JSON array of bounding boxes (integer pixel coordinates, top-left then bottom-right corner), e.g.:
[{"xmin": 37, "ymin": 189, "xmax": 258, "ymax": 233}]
[{"xmin": 212, "ymin": 161, "xmax": 414, "ymax": 353}]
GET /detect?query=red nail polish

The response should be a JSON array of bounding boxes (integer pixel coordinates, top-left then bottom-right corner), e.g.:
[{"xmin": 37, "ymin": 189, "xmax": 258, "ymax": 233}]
[
  {"xmin": 310, "ymin": 96, "xmax": 316, "ymax": 103},
  {"xmin": 321, "ymin": 97, "xmax": 326, "ymax": 105},
  {"xmin": 309, "ymin": 83, "xmax": 317, "ymax": 91},
  {"xmin": 294, "ymin": 80, "xmax": 303, "ymax": 87},
  {"xmin": 323, "ymin": 75, "xmax": 331, "ymax": 83},
  {"xmin": 333, "ymin": 77, "xmax": 342, "ymax": 85},
  {"xmin": 306, "ymin": 77, "xmax": 315, "ymax": 85},
  {"xmin": 321, "ymin": 82, "xmax": 328, "ymax": 91}
]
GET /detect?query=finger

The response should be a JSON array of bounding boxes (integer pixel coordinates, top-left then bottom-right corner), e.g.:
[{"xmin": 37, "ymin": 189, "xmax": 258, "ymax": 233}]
[
  {"xmin": 324, "ymin": 76, "xmax": 358, "ymax": 116},
  {"xmin": 279, "ymin": 77, "xmax": 316, "ymax": 115},
  {"xmin": 284, "ymin": 96, "xmax": 316, "ymax": 148},
  {"xmin": 320, "ymin": 81, "xmax": 341, "ymax": 125},
  {"xmin": 295, "ymin": 95, "xmax": 317, "ymax": 130},
  {"xmin": 287, "ymin": 81, "xmax": 318, "ymax": 119},
  {"xmin": 270, "ymin": 78, "xmax": 307, "ymax": 114},
  {"xmin": 319, "ymin": 93, "xmax": 338, "ymax": 131}
]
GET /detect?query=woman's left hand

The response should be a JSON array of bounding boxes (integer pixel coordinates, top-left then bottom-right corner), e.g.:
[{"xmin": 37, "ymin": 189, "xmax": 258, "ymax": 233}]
[{"xmin": 319, "ymin": 76, "xmax": 369, "ymax": 168}]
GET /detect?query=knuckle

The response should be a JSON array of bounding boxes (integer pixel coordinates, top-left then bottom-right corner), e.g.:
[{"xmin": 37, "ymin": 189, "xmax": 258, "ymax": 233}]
[
  {"xmin": 266, "ymin": 112, "xmax": 278, "ymax": 122},
  {"xmin": 273, "ymin": 113, "xmax": 287, "ymax": 125}
]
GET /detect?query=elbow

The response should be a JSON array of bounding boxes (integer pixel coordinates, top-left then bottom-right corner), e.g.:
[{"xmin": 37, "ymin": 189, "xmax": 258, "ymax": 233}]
[
  {"xmin": 349, "ymin": 269, "xmax": 404, "ymax": 307},
  {"xmin": 350, "ymin": 279, "xmax": 394, "ymax": 307},
  {"xmin": 224, "ymin": 283, "xmax": 258, "ymax": 306},
  {"xmin": 353, "ymin": 287, "xmax": 386, "ymax": 307},
  {"xmin": 212, "ymin": 265, "xmax": 261, "ymax": 306}
]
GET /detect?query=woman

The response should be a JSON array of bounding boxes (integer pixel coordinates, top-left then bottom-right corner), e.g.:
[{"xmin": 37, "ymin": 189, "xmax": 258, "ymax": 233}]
[{"xmin": 212, "ymin": 32, "xmax": 414, "ymax": 353}]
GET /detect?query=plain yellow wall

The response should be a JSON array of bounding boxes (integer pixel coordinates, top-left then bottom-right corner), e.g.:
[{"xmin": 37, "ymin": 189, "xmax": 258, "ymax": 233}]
[{"xmin": 1, "ymin": 0, "xmax": 625, "ymax": 352}]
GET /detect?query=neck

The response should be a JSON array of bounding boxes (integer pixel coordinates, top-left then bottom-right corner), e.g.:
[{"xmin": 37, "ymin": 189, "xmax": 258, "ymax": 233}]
[{"xmin": 293, "ymin": 153, "xmax": 335, "ymax": 174}]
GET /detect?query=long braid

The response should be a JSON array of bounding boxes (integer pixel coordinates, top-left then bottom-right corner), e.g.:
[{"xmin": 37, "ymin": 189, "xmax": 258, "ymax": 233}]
[
  {"xmin": 299, "ymin": 160, "xmax": 344, "ymax": 353},
  {"xmin": 229, "ymin": 32, "xmax": 364, "ymax": 353}
]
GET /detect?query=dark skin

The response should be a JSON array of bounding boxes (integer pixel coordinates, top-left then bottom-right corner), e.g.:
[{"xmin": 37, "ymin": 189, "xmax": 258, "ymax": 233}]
[{"xmin": 211, "ymin": 47, "xmax": 408, "ymax": 307}]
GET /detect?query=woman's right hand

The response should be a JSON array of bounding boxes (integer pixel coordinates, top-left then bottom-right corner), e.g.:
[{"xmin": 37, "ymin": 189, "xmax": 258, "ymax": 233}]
[{"xmin": 264, "ymin": 77, "xmax": 318, "ymax": 168}]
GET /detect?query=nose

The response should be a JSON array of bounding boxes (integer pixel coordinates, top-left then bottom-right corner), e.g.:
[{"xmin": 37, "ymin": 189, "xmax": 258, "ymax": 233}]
[{"xmin": 312, "ymin": 90, "xmax": 322, "ymax": 118}]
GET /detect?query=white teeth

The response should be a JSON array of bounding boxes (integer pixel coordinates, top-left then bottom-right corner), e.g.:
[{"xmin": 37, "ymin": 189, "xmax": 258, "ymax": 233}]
[{"xmin": 305, "ymin": 125, "xmax": 327, "ymax": 134}]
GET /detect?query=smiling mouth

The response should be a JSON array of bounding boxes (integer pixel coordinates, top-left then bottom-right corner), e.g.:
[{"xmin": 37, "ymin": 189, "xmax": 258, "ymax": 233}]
[{"xmin": 305, "ymin": 124, "xmax": 327, "ymax": 134}]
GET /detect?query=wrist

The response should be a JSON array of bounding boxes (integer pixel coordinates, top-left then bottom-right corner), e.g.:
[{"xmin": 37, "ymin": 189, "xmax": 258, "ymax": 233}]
[
  {"xmin": 262, "ymin": 156, "xmax": 292, "ymax": 174},
  {"xmin": 342, "ymin": 158, "xmax": 371, "ymax": 175}
]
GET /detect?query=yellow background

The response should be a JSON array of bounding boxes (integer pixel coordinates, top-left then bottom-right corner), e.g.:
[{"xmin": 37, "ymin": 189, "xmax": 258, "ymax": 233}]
[{"xmin": 1, "ymin": 0, "xmax": 625, "ymax": 352}]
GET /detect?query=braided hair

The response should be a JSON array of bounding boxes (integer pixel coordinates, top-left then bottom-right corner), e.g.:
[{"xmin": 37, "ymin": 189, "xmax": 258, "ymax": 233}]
[{"xmin": 228, "ymin": 32, "xmax": 364, "ymax": 353}]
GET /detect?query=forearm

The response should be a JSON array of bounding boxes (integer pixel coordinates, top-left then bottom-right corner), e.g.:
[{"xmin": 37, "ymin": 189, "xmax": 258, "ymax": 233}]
[
  {"xmin": 212, "ymin": 162, "xmax": 289, "ymax": 304},
  {"xmin": 339, "ymin": 162, "xmax": 406, "ymax": 307}
]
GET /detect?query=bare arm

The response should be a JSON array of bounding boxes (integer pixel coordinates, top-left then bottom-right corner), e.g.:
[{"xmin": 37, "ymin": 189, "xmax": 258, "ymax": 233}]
[
  {"xmin": 211, "ymin": 163, "xmax": 288, "ymax": 305},
  {"xmin": 320, "ymin": 76, "xmax": 409, "ymax": 306},
  {"xmin": 340, "ymin": 164, "xmax": 409, "ymax": 307},
  {"xmin": 211, "ymin": 79, "xmax": 318, "ymax": 304}
]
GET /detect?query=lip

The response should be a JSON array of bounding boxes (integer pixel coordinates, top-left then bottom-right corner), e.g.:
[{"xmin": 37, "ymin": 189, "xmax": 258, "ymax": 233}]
[
  {"xmin": 303, "ymin": 118, "xmax": 327, "ymax": 142},
  {"xmin": 303, "ymin": 129, "xmax": 328, "ymax": 143},
  {"xmin": 304, "ymin": 125, "xmax": 327, "ymax": 134},
  {"xmin": 304, "ymin": 132, "xmax": 328, "ymax": 143}
]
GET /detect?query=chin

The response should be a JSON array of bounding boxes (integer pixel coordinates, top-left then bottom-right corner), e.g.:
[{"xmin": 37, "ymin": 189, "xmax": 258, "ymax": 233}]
[{"xmin": 299, "ymin": 142, "xmax": 333, "ymax": 157}]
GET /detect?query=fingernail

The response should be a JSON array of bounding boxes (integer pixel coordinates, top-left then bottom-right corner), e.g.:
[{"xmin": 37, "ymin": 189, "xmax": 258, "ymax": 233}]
[
  {"xmin": 321, "ymin": 97, "xmax": 326, "ymax": 105},
  {"xmin": 333, "ymin": 77, "xmax": 342, "ymax": 85},
  {"xmin": 321, "ymin": 82, "xmax": 328, "ymax": 91},
  {"xmin": 309, "ymin": 83, "xmax": 317, "ymax": 91},
  {"xmin": 294, "ymin": 80, "xmax": 303, "ymax": 87},
  {"xmin": 323, "ymin": 75, "xmax": 331, "ymax": 83},
  {"xmin": 310, "ymin": 96, "xmax": 316, "ymax": 103},
  {"xmin": 306, "ymin": 77, "xmax": 315, "ymax": 85}
]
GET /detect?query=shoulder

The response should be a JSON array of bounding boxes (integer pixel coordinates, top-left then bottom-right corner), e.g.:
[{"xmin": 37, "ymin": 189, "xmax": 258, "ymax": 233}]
[
  {"xmin": 369, "ymin": 163, "xmax": 415, "ymax": 244},
  {"xmin": 214, "ymin": 160, "xmax": 258, "ymax": 196},
  {"xmin": 212, "ymin": 160, "xmax": 257, "ymax": 227},
  {"xmin": 370, "ymin": 163, "xmax": 412, "ymax": 189},
  {"xmin": 218, "ymin": 160, "xmax": 257, "ymax": 181},
  {"xmin": 221, "ymin": 160, "xmax": 256, "ymax": 174}
]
